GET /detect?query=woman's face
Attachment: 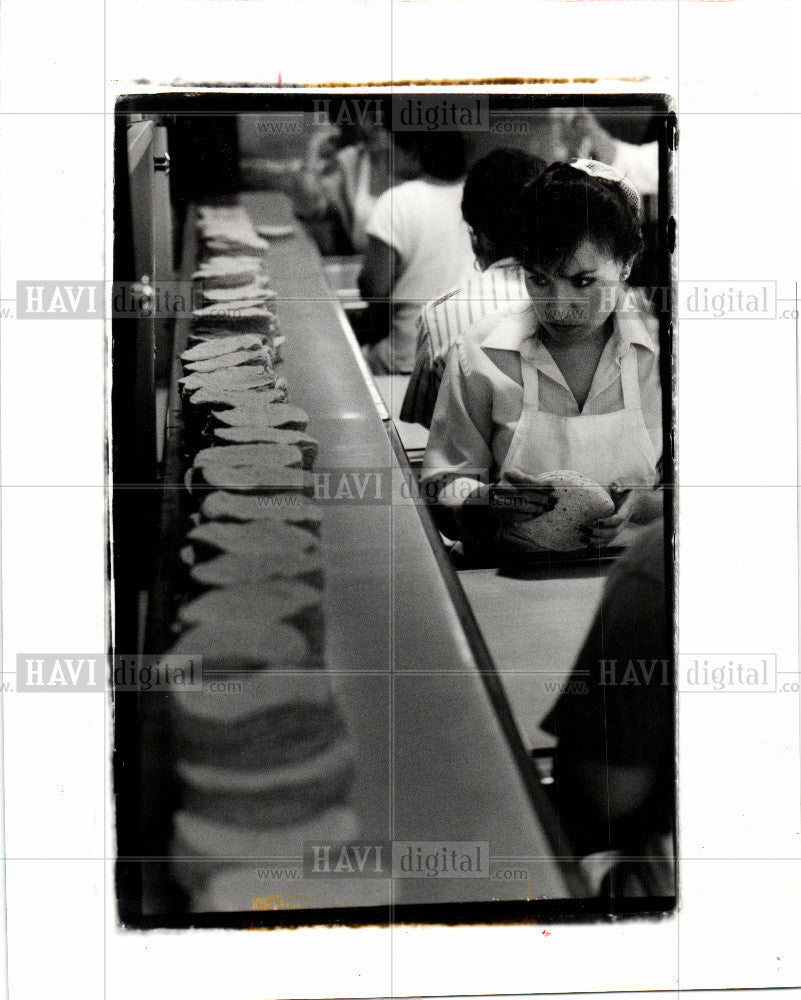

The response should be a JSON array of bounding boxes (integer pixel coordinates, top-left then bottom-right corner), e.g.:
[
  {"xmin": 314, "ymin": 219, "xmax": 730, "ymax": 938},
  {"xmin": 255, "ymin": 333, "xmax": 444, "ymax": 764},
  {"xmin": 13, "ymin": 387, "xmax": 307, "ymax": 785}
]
[{"xmin": 523, "ymin": 238, "xmax": 630, "ymax": 342}]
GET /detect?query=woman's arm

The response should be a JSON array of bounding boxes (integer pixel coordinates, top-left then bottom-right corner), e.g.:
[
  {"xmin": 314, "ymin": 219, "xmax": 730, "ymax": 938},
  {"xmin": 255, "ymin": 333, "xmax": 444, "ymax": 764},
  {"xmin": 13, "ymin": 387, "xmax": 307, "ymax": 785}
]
[
  {"xmin": 357, "ymin": 235, "xmax": 399, "ymax": 301},
  {"xmin": 399, "ymin": 310, "xmax": 439, "ymax": 428},
  {"xmin": 421, "ymin": 342, "xmax": 497, "ymax": 540},
  {"xmin": 294, "ymin": 126, "xmax": 344, "ymax": 219},
  {"xmin": 357, "ymin": 235, "xmax": 399, "ymax": 345}
]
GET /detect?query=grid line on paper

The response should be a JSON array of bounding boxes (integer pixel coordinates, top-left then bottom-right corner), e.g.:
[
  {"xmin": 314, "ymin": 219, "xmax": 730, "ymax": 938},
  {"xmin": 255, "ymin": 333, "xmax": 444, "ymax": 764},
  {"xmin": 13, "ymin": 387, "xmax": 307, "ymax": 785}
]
[{"xmin": 104, "ymin": 0, "xmax": 109, "ymax": 990}]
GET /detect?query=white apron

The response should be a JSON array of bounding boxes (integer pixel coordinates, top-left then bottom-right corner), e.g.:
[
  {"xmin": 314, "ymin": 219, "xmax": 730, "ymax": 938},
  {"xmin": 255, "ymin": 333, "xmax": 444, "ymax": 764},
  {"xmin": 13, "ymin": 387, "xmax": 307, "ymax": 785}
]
[{"xmin": 499, "ymin": 339, "xmax": 659, "ymax": 490}]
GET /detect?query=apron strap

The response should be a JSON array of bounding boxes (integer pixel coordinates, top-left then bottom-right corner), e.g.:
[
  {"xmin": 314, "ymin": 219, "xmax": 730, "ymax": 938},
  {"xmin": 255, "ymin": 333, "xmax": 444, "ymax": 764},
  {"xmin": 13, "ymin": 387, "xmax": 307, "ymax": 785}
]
[
  {"xmin": 620, "ymin": 349, "xmax": 642, "ymax": 410},
  {"xmin": 519, "ymin": 341, "xmax": 541, "ymax": 411}
]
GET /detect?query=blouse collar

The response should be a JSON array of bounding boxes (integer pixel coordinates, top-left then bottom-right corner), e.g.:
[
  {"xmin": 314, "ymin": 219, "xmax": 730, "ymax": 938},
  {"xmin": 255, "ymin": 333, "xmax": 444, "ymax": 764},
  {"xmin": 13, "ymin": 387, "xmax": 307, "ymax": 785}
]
[{"xmin": 481, "ymin": 287, "xmax": 658, "ymax": 357}]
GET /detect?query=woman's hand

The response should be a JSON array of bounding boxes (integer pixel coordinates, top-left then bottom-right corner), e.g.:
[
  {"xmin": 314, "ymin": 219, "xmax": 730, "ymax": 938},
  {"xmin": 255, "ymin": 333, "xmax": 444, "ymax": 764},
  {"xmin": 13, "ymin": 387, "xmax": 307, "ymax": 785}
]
[
  {"xmin": 582, "ymin": 487, "xmax": 637, "ymax": 546},
  {"xmin": 490, "ymin": 471, "xmax": 557, "ymax": 518},
  {"xmin": 561, "ymin": 109, "xmax": 618, "ymax": 164},
  {"xmin": 630, "ymin": 486, "xmax": 665, "ymax": 525}
]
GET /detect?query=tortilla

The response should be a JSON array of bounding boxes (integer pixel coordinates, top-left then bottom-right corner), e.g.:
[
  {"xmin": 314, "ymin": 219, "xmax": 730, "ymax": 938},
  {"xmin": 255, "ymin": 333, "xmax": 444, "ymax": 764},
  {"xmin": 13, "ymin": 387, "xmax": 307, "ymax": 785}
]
[
  {"xmin": 256, "ymin": 223, "xmax": 297, "ymax": 239},
  {"xmin": 183, "ymin": 347, "xmax": 274, "ymax": 373},
  {"xmin": 200, "ymin": 491, "xmax": 322, "ymax": 529},
  {"xmin": 176, "ymin": 580, "xmax": 324, "ymax": 653},
  {"xmin": 176, "ymin": 739, "xmax": 355, "ymax": 829},
  {"xmin": 186, "ymin": 520, "xmax": 318, "ymax": 557},
  {"xmin": 171, "ymin": 806, "xmax": 359, "ymax": 896},
  {"xmin": 193, "ymin": 464, "xmax": 310, "ymax": 494},
  {"xmin": 173, "ymin": 670, "xmax": 333, "ymax": 725},
  {"xmin": 212, "ymin": 404, "xmax": 309, "ymax": 432},
  {"xmin": 180, "ymin": 368, "xmax": 277, "ymax": 395},
  {"xmin": 164, "ymin": 620, "xmax": 312, "ymax": 670},
  {"xmin": 189, "ymin": 550, "xmax": 324, "ymax": 590},
  {"xmin": 173, "ymin": 807, "xmax": 358, "ymax": 861},
  {"xmin": 177, "ymin": 578, "xmax": 320, "ymax": 623},
  {"xmin": 192, "ymin": 302, "xmax": 273, "ymax": 320},
  {"xmin": 191, "ymin": 316, "xmax": 278, "ymax": 337},
  {"xmin": 497, "ymin": 468, "xmax": 615, "ymax": 552},
  {"xmin": 211, "ymin": 427, "xmax": 318, "ymax": 468},
  {"xmin": 200, "ymin": 282, "xmax": 274, "ymax": 303},
  {"xmin": 181, "ymin": 334, "xmax": 266, "ymax": 363},
  {"xmin": 194, "ymin": 443, "xmax": 303, "ymax": 469}
]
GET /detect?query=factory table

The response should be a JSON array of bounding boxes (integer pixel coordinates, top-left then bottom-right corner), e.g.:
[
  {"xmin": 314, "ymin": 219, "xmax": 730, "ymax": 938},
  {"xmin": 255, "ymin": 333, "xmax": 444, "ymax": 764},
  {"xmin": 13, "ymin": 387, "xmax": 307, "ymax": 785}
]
[
  {"xmin": 458, "ymin": 565, "xmax": 607, "ymax": 751},
  {"xmin": 373, "ymin": 374, "xmax": 429, "ymax": 460}
]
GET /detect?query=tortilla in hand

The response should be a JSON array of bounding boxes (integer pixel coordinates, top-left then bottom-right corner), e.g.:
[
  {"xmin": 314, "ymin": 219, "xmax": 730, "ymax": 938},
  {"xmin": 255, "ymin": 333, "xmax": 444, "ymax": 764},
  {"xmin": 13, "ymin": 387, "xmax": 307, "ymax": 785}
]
[{"xmin": 497, "ymin": 468, "xmax": 615, "ymax": 552}]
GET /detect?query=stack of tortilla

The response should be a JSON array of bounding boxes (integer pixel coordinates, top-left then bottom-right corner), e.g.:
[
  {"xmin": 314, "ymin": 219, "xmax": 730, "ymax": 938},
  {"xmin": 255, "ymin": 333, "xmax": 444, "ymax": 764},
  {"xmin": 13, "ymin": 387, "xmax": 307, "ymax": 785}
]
[{"xmin": 161, "ymin": 203, "xmax": 359, "ymax": 912}]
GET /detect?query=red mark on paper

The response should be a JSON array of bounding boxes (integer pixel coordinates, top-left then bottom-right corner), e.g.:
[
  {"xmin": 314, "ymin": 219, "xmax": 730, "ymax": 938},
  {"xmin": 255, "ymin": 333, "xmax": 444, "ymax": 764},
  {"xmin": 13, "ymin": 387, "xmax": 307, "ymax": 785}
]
[
  {"xmin": 542, "ymin": 929, "xmax": 551, "ymax": 937},
  {"xmin": 278, "ymin": 71, "xmax": 283, "ymax": 87}
]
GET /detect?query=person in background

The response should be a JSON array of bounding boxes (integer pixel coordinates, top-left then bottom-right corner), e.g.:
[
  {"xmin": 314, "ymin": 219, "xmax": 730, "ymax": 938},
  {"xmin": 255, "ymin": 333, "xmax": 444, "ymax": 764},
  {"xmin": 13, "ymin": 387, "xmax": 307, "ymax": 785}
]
[
  {"xmin": 358, "ymin": 130, "xmax": 476, "ymax": 375},
  {"xmin": 295, "ymin": 99, "xmax": 392, "ymax": 254},
  {"xmin": 422, "ymin": 160, "xmax": 663, "ymax": 557},
  {"xmin": 542, "ymin": 518, "xmax": 674, "ymax": 897},
  {"xmin": 561, "ymin": 108, "xmax": 659, "ymax": 196},
  {"xmin": 400, "ymin": 149, "xmax": 545, "ymax": 428}
]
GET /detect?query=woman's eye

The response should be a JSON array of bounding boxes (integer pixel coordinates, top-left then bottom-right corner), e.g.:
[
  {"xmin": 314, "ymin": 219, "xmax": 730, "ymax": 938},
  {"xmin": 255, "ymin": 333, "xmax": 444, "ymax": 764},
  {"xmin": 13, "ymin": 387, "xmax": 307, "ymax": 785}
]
[{"xmin": 572, "ymin": 277, "xmax": 596, "ymax": 289}]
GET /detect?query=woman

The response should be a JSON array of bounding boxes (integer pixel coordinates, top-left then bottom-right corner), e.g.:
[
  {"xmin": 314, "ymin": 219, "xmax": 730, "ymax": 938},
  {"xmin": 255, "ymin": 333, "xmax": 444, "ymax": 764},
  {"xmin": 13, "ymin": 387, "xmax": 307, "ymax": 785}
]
[
  {"xmin": 295, "ymin": 100, "xmax": 392, "ymax": 254},
  {"xmin": 358, "ymin": 131, "xmax": 476, "ymax": 375},
  {"xmin": 422, "ymin": 160, "xmax": 663, "ymax": 552},
  {"xmin": 559, "ymin": 108, "xmax": 659, "ymax": 196}
]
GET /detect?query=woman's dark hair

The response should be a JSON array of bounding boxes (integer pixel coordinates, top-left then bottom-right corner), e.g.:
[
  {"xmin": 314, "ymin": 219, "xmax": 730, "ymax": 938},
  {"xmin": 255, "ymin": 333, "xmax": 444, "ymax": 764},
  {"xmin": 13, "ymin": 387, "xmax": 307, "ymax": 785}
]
[
  {"xmin": 393, "ymin": 130, "xmax": 466, "ymax": 181},
  {"xmin": 461, "ymin": 149, "xmax": 546, "ymax": 258},
  {"xmin": 516, "ymin": 162, "xmax": 643, "ymax": 270}
]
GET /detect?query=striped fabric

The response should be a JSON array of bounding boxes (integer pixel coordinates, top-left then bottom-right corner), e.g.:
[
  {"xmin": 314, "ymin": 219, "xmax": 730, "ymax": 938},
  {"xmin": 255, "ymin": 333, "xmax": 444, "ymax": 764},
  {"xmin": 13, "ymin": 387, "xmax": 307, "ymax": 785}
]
[{"xmin": 400, "ymin": 259, "xmax": 529, "ymax": 428}]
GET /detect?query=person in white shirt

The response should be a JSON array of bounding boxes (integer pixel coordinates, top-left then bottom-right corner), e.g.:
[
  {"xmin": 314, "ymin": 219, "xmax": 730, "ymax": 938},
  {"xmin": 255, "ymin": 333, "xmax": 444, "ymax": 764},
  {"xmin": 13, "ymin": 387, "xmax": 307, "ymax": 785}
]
[
  {"xmin": 422, "ymin": 160, "xmax": 663, "ymax": 557},
  {"xmin": 560, "ymin": 109, "xmax": 659, "ymax": 196},
  {"xmin": 401, "ymin": 148, "xmax": 545, "ymax": 427},
  {"xmin": 295, "ymin": 100, "xmax": 392, "ymax": 254},
  {"xmin": 358, "ymin": 131, "xmax": 476, "ymax": 374}
]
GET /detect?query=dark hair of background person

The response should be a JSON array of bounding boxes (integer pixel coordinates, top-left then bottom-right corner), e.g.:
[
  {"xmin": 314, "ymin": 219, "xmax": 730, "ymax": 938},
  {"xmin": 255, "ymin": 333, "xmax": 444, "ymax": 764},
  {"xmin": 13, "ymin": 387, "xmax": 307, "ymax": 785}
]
[
  {"xmin": 393, "ymin": 130, "xmax": 467, "ymax": 182},
  {"xmin": 461, "ymin": 149, "xmax": 546, "ymax": 261},
  {"xmin": 516, "ymin": 161, "xmax": 643, "ymax": 272}
]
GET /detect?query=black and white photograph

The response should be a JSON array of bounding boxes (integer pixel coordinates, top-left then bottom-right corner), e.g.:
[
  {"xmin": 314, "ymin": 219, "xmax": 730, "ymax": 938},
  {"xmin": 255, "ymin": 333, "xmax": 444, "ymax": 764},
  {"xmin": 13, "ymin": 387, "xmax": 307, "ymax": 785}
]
[
  {"xmin": 111, "ymin": 90, "xmax": 675, "ymax": 927},
  {"xmin": 3, "ymin": 0, "xmax": 801, "ymax": 994}
]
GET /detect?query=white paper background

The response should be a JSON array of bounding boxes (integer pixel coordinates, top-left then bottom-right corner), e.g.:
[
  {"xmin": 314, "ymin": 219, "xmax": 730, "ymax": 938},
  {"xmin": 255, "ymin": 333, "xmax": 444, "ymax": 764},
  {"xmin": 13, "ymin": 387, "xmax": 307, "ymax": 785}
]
[{"xmin": 1, "ymin": 0, "xmax": 800, "ymax": 998}]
